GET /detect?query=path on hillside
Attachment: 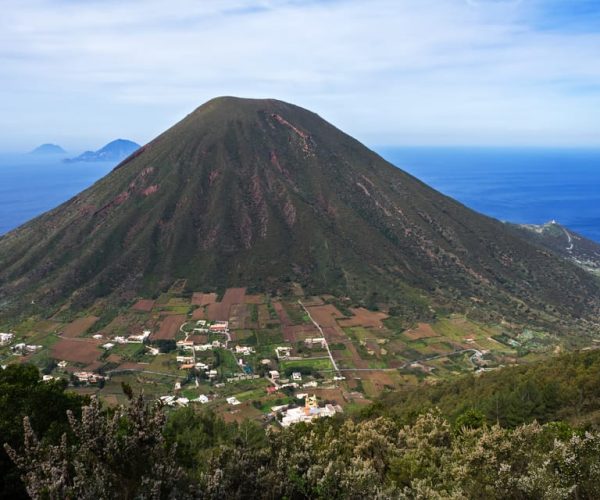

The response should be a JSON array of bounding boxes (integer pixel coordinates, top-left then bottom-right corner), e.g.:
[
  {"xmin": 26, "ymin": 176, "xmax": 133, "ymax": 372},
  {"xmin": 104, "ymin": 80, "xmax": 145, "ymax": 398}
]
[
  {"xmin": 298, "ymin": 300, "xmax": 341, "ymax": 376},
  {"xmin": 563, "ymin": 227, "xmax": 574, "ymax": 252}
]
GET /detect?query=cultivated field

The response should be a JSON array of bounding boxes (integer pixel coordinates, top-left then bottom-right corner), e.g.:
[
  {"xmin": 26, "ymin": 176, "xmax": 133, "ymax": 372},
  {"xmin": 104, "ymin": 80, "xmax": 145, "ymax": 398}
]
[
  {"xmin": 152, "ymin": 315, "xmax": 186, "ymax": 340},
  {"xmin": 61, "ymin": 316, "xmax": 99, "ymax": 338},
  {"xmin": 52, "ymin": 338, "xmax": 102, "ymax": 364}
]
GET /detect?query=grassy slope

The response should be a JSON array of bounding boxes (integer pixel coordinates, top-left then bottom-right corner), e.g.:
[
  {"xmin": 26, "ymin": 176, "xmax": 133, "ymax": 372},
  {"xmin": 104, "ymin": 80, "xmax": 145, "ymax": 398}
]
[{"xmin": 0, "ymin": 97, "xmax": 598, "ymax": 335}]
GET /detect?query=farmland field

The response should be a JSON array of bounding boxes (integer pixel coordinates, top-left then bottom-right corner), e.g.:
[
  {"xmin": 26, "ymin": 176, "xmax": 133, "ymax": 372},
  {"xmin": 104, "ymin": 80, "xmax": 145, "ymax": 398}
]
[
  {"xmin": 61, "ymin": 316, "xmax": 99, "ymax": 338},
  {"xmin": 152, "ymin": 315, "xmax": 186, "ymax": 340}
]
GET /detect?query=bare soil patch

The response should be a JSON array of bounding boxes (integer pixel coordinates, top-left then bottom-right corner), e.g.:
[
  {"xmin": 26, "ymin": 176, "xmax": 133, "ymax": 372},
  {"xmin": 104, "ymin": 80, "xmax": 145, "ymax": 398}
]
[
  {"xmin": 244, "ymin": 294, "xmax": 264, "ymax": 304},
  {"xmin": 191, "ymin": 292, "xmax": 218, "ymax": 306},
  {"xmin": 62, "ymin": 316, "xmax": 99, "ymax": 338},
  {"xmin": 52, "ymin": 338, "xmax": 102, "ymax": 364},
  {"xmin": 131, "ymin": 299, "xmax": 155, "ymax": 312},
  {"xmin": 152, "ymin": 315, "xmax": 186, "ymax": 340},
  {"xmin": 229, "ymin": 303, "xmax": 249, "ymax": 330},
  {"xmin": 272, "ymin": 301, "xmax": 292, "ymax": 327},
  {"xmin": 338, "ymin": 308, "xmax": 388, "ymax": 328},
  {"xmin": 282, "ymin": 324, "xmax": 320, "ymax": 342},
  {"xmin": 306, "ymin": 304, "xmax": 345, "ymax": 328},
  {"xmin": 191, "ymin": 307, "xmax": 206, "ymax": 320},
  {"xmin": 403, "ymin": 323, "xmax": 439, "ymax": 341}
]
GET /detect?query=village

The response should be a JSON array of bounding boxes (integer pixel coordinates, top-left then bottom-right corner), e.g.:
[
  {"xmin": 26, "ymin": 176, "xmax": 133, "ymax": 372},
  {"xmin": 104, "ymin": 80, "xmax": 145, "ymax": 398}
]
[{"xmin": 0, "ymin": 284, "xmax": 561, "ymax": 426}]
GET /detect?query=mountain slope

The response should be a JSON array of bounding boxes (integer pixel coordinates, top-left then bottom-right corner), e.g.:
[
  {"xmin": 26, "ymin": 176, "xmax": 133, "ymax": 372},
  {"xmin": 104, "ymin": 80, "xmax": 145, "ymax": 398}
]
[
  {"xmin": 65, "ymin": 139, "xmax": 140, "ymax": 163},
  {"xmin": 508, "ymin": 221, "xmax": 600, "ymax": 276},
  {"xmin": 0, "ymin": 97, "xmax": 598, "ymax": 331}
]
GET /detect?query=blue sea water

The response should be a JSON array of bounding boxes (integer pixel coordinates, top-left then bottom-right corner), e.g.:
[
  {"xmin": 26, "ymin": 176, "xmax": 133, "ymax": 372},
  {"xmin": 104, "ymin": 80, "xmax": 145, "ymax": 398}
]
[
  {"xmin": 378, "ymin": 147, "xmax": 600, "ymax": 243},
  {"xmin": 0, "ymin": 148, "xmax": 599, "ymax": 243},
  {"xmin": 0, "ymin": 155, "xmax": 114, "ymax": 235}
]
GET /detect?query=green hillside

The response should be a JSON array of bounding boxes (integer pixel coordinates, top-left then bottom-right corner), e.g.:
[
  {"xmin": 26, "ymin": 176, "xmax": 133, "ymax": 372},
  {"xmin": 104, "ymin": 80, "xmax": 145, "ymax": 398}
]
[{"xmin": 0, "ymin": 97, "xmax": 598, "ymax": 334}]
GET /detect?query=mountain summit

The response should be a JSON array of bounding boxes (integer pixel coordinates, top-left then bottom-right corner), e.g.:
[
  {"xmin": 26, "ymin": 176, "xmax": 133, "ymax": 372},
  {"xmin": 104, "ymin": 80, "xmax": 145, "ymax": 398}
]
[
  {"xmin": 1, "ymin": 97, "xmax": 598, "ymax": 330},
  {"xmin": 30, "ymin": 143, "xmax": 66, "ymax": 155},
  {"xmin": 65, "ymin": 139, "xmax": 140, "ymax": 163}
]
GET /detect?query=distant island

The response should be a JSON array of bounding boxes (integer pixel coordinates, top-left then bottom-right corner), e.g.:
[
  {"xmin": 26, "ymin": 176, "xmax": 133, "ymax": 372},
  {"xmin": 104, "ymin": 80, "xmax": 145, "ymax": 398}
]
[
  {"xmin": 65, "ymin": 139, "xmax": 140, "ymax": 163},
  {"xmin": 30, "ymin": 143, "xmax": 66, "ymax": 155}
]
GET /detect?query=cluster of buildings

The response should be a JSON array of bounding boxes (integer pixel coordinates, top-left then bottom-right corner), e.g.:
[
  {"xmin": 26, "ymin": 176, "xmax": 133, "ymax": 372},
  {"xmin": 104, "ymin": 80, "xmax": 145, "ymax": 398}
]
[
  {"xmin": 177, "ymin": 339, "xmax": 224, "ymax": 352},
  {"xmin": 11, "ymin": 343, "xmax": 42, "ymax": 355},
  {"xmin": 304, "ymin": 337, "xmax": 327, "ymax": 349},
  {"xmin": 276, "ymin": 395, "xmax": 343, "ymax": 427},
  {"xmin": 73, "ymin": 371, "xmax": 105, "ymax": 385},
  {"xmin": 99, "ymin": 330, "xmax": 151, "ymax": 350},
  {"xmin": 160, "ymin": 395, "xmax": 191, "ymax": 407}
]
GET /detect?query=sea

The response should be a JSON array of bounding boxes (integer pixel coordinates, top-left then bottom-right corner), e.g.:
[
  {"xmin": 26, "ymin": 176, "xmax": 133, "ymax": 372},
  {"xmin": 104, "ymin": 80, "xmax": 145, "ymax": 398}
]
[
  {"xmin": 0, "ymin": 155, "xmax": 114, "ymax": 235},
  {"xmin": 379, "ymin": 147, "xmax": 600, "ymax": 243},
  {"xmin": 0, "ymin": 147, "xmax": 599, "ymax": 242}
]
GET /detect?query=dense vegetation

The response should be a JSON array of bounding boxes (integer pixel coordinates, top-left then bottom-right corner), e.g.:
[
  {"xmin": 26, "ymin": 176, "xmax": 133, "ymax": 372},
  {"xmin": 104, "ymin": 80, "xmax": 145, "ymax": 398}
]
[
  {"xmin": 371, "ymin": 349, "xmax": 600, "ymax": 429},
  {"xmin": 0, "ymin": 365, "xmax": 86, "ymax": 499},
  {"xmin": 1, "ymin": 97, "xmax": 599, "ymax": 335},
  {"xmin": 4, "ymin": 350, "xmax": 600, "ymax": 498}
]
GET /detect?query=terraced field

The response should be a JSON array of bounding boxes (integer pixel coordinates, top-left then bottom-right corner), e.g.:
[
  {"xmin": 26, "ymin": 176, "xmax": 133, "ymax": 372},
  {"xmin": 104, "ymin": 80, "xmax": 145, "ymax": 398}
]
[{"xmin": 0, "ymin": 285, "xmax": 577, "ymax": 423}]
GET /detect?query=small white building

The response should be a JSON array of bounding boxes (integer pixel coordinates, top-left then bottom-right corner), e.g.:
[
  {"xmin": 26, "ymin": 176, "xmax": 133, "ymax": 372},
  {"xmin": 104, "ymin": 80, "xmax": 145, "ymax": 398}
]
[
  {"xmin": 102, "ymin": 342, "xmax": 115, "ymax": 350},
  {"xmin": 73, "ymin": 372, "xmax": 104, "ymax": 384},
  {"xmin": 269, "ymin": 370, "xmax": 280, "ymax": 380},
  {"xmin": 160, "ymin": 395, "xmax": 176, "ymax": 406},
  {"xmin": 210, "ymin": 321, "xmax": 229, "ymax": 333},
  {"xmin": 226, "ymin": 396, "xmax": 241, "ymax": 405},
  {"xmin": 304, "ymin": 338, "xmax": 327, "ymax": 348},
  {"xmin": 128, "ymin": 330, "xmax": 151, "ymax": 343},
  {"xmin": 292, "ymin": 372, "xmax": 302, "ymax": 381},
  {"xmin": 275, "ymin": 346, "xmax": 292, "ymax": 359},
  {"xmin": 12, "ymin": 343, "xmax": 42, "ymax": 355},
  {"xmin": 194, "ymin": 394, "xmax": 209, "ymax": 404},
  {"xmin": 235, "ymin": 345, "xmax": 255, "ymax": 356},
  {"xmin": 0, "ymin": 333, "xmax": 14, "ymax": 345}
]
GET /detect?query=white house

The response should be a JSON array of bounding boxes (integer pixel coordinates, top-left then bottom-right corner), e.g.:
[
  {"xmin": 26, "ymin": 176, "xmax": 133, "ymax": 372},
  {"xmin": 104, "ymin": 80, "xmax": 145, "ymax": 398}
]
[
  {"xmin": 0, "ymin": 333, "xmax": 14, "ymax": 345},
  {"xmin": 235, "ymin": 345, "xmax": 255, "ymax": 356},
  {"xmin": 275, "ymin": 346, "xmax": 292, "ymax": 359}
]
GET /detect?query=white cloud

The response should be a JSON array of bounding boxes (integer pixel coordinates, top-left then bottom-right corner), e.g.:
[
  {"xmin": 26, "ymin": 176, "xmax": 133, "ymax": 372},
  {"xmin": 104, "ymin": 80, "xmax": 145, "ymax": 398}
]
[{"xmin": 0, "ymin": 0, "xmax": 599, "ymax": 150}]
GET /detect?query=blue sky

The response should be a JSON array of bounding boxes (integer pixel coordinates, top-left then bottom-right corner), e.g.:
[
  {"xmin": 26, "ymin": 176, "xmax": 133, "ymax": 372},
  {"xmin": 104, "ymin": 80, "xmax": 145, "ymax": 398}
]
[{"xmin": 1, "ymin": 0, "xmax": 599, "ymax": 152}]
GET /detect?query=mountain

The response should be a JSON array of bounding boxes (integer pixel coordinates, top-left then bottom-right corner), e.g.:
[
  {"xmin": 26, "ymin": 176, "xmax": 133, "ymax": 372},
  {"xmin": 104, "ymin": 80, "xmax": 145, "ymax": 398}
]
[
  {"xmin": 30, "ymin": 143, "xmax": 66, "ymax": 155},
  {"xmin": 65, "ymin": 139, "xmax": 140, "ymax": 163},
  {"xmin": 508, "ymin": 221, "xmax": 600, "ymax": 276},
  {"xmin": 0, "ymin": 97, "xmax": 599, "ymax": 332}
]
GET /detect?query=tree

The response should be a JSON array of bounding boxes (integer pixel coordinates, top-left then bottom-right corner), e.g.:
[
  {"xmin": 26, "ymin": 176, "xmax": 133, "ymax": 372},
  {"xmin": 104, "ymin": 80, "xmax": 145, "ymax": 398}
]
[
  {"xmin": 6, "ymin": 395, "xmax": 193, "ymax": 499},
  {"xmin": 0, "ymin": 364, "xmax": 86, "ymax": 499}
]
